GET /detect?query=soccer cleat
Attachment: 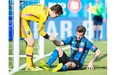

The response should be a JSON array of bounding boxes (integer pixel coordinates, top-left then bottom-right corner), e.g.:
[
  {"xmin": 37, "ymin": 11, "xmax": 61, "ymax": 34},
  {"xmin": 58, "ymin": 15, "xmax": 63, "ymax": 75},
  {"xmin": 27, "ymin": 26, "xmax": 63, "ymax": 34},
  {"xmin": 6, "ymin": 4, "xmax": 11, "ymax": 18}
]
[
  {"xmin": 33, "ymin": 65, "xmax": 43, "ymax": 70},
  {"xmin": 25, "ymin": 66, "xmax": 42, "ymax": 71},
  {"xmin": 52, "ymin": 63, "xmax": 63, "ymax": 72},
  {"xmin": 39, "ymin": 60, "xmax": 50, "ymax": 71},
  {"xmin": 34, "ymin": 66, "xmax": 43, "ymax": 71}
]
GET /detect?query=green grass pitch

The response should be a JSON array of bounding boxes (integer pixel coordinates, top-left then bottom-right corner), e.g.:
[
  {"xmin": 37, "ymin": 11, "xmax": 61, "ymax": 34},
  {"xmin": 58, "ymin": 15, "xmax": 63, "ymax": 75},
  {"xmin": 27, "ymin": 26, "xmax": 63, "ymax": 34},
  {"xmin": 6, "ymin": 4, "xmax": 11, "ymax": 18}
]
[{"xmin": 9, "ymin": 40, "xmax": 107, "ymax": 75}]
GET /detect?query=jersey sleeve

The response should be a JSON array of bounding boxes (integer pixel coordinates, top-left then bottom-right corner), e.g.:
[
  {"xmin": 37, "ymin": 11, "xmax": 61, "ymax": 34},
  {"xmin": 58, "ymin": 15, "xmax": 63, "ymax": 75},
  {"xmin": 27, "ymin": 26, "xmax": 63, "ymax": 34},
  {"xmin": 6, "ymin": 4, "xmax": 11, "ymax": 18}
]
[
  {"xmin": 62, "ymin": 36, "xmax": 74, "ymax": 45},
  {"xmin": 86, "ymin": 39, "xmax": 98, "ymax": 52},
  {"xmin": 38, "ymin": 19, "xmax": 47, "ymax": 37}
]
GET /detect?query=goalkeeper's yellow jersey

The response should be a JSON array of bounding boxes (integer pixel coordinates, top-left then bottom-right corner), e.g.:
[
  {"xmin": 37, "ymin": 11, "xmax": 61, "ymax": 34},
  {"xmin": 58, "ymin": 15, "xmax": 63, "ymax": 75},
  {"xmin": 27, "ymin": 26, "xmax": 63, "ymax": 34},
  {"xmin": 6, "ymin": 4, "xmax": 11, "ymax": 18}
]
[{"xmin": 20, "ymin": 4, "xmax": 50, "ymax": 37}]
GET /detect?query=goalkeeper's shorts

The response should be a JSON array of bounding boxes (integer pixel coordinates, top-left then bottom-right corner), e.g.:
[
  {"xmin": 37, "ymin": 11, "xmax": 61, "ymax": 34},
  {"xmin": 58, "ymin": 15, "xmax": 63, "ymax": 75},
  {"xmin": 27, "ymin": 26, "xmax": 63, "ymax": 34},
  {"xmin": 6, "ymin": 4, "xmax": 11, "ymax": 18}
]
[{"xmin": 20, "ymin": 18, "xmax": 32, "ymax": 38}]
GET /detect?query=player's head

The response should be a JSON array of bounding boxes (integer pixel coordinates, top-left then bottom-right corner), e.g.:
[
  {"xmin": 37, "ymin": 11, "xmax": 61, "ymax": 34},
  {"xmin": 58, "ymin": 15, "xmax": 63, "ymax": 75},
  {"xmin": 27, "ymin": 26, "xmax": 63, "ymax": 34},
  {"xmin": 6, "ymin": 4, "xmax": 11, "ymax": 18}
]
[
  {"xmin": 49, "ymin": 4, "xmax": 63, "ymax": 18},
  {"xmin": 76, "ymin": 25, "xmax": 86, "ymax": 41}
]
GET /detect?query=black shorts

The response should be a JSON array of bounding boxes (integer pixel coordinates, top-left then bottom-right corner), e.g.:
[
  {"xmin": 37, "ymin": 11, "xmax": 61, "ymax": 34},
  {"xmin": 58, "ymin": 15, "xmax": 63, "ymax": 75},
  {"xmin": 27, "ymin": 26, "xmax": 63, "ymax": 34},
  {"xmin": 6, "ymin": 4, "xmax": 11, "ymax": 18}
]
[
  {"xmin": 93, "ymin": 15, "xmax": 103, "ymax": 25},
  {"xmin": 59, "ymin": 51, "xmax": 83, "ymax": 70}
]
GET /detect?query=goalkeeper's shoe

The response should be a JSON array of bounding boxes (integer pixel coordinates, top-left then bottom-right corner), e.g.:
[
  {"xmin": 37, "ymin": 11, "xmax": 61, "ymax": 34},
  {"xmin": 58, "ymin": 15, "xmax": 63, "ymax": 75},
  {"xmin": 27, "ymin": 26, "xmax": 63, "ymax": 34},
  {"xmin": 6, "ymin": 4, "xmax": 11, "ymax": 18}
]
[
  {"xmin": 52, "ymin": 63, "xmax": 63, "ymax": 72},
  {"xmin": 33, "ymin": 64, "xmax": 43, "ymax": 71},
  {"xmin": 25, "ymin": 66, "xmax": 43, "ymax": 71},
  {"xmin": 39, "ymin": 60, "xmax": 50, "ymax": 71}
]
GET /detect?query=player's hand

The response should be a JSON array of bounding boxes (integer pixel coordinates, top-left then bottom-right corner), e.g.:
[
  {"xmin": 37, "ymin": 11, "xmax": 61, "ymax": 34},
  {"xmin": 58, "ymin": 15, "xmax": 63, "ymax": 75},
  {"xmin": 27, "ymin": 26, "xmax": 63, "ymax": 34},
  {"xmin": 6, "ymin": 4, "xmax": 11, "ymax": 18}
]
[
  {"xmin": 87, "ymin": 60, "xmax": 94, "ymax": 70},
  {"xmin": 49, "ymin": 33, "xmax": 58, "ymax": 41}
]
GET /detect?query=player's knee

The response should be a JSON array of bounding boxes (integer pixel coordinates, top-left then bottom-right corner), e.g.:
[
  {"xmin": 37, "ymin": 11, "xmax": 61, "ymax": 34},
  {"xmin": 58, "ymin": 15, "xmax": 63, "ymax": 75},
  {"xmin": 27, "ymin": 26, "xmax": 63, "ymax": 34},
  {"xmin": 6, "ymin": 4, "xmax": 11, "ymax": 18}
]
[
  {"xmin": 66, "ymin": 62, "xmax": 72, "ymax": 66},
  {"xmin": 27, "ymin": 41, "xmax": 35, "ymax": 47},
  {"xmin": 56, "ymin": 47, "xmax": 63, "ymax": 53},
  {"xmin": 66, "ymin": 62, "xmax": 75, "ymax": 69},
  {"xmin": 56, "ymin": 47, "xmax": 63, "ymax": 57},
  {"xmin": 65, "ymin": 62, "xmax": 72, "ymax": 69}
]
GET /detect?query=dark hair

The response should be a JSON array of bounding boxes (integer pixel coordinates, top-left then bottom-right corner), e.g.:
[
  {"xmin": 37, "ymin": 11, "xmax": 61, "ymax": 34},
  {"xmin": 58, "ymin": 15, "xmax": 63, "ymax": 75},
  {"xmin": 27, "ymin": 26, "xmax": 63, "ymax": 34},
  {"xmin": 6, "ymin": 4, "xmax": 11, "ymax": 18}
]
[
  {"xmin": 76, "ymin": 25, "xmax": 86, "ymax": 35},
  {"xmin": 50, "ymin": 4, "xmax": 63, "ymax": 15}
]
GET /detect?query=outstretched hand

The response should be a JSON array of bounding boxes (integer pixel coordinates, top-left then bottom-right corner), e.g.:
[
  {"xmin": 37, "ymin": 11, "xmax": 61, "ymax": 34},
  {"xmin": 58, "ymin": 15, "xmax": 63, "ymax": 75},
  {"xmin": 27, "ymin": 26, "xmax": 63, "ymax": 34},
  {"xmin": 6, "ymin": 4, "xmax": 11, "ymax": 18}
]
[
  {"xmin": 87, "ymin": 60, "xmax": 94, "ymax": 70},
  {"xmin": 49, "ymin": 33, "xmax": 58, "ymax": 41}
]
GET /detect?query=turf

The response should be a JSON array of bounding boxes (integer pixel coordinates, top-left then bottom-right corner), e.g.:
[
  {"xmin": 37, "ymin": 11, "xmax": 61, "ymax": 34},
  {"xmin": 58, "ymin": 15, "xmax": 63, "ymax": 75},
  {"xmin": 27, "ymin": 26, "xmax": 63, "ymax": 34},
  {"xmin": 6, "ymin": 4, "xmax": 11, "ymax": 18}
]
[{"xmin": 9, "ymin": 40, "xmax": 107, "ymax": 75}]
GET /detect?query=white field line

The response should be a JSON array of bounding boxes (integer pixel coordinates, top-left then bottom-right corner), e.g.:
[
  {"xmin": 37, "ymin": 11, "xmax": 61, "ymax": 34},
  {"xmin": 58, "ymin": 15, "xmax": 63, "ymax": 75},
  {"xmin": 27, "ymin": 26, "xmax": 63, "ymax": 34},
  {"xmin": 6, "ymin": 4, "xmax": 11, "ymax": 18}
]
[{"xmin": 9, "ymin": 46, "xmax": 70, "ymax": 75}]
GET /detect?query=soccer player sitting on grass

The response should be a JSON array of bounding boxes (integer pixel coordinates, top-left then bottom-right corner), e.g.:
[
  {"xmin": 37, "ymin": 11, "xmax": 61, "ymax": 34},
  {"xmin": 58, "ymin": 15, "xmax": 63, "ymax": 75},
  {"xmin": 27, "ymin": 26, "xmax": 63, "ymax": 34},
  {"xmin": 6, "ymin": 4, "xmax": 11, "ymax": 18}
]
[
  {"xmin": 39, "ymin": 25, "xmax": 101, "ymax": 72},
  {"xmin": 20, "ymin": 4, "xmax": 63, "ymax": 71}
]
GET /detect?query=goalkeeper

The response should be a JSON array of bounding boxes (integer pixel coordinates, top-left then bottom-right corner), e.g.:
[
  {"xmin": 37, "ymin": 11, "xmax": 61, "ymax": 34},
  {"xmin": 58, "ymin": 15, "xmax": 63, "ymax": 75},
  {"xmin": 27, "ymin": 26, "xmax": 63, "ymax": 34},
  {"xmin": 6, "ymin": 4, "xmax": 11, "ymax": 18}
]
[
  {"xmin": 20, "ymin": 4, "xmax": 63, "ymax": 71},
  {"xmin": 39, "ymin": 25, "xmax": 101, "ymax": 72}
]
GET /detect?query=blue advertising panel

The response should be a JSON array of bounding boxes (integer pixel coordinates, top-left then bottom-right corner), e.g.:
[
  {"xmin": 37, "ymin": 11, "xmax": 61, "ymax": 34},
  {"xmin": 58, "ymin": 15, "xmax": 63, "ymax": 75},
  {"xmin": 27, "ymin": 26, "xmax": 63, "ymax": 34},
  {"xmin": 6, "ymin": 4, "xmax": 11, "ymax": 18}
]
[{"xmin": 45, "ymin": 17, "xmax": 87, "ymax": 40}]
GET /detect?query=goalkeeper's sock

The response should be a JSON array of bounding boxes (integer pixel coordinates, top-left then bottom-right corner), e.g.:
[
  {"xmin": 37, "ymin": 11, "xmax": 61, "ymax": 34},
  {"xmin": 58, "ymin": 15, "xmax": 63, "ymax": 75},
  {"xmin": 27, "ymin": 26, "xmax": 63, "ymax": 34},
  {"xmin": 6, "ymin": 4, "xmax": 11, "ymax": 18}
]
[
  {"xmin": 61, "ymin": 64, "xmax": 68, "ymax": 71},
  {"xmin": 47, "ymin": 49, "xmax": 58, "ymax": 67},
  {"xmin": 26, "ymin": 45, "xmax": 33, "ymax": 67}
]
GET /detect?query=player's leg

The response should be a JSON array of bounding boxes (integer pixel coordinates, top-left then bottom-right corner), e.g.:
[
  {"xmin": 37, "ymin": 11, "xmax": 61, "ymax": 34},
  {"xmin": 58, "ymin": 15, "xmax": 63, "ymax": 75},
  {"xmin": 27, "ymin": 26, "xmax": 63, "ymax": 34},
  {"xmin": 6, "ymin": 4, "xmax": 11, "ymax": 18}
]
[
  {"xmin": 20, "ymin": 19, "xmax": 42, "ymax": 71},
  {"xmin": 52, "ymin": 50, "xmax": 69, "ymax": 72},
  {"xmin": 39, "ymin": 47, "xmax": 60, "ymax": 71},
  {"xmin": 94, "ymin": 25, "xmax": 97, "ymax": 40},
  {"xmin": 61, "ymin": 59, "xmax": 83, "ymax": 71},
  {"xmin": 47, "ymin": 47, "xmax": 63, "ymax": 67},
  {"xmin": 53, "ymin": 55, "xmax": 82, "ymax": 72},
  {"xmin": 93, "ymin": 16, "xmax": 97, "ymax": 40},
  {"xmin": 59, "ymin": 62, "xmax": 76, "ymax": 71},
  {"xmin": 39, "ymin": 47, "xmax": 63, "ymax": 71},
  {"xmin": 97, "ymin": 15, "xmax": 103, "ymax": 40},
  {"xmin": 60, "ymin": 58, "xmax": 77, "ymax": 71},
  {"xmin": 98, "ymin": 25, "xmax": 101, "ymax": 40},
  {"xmin": 24, "ymin": 37, "xmax": 35, "ymax": 71}
]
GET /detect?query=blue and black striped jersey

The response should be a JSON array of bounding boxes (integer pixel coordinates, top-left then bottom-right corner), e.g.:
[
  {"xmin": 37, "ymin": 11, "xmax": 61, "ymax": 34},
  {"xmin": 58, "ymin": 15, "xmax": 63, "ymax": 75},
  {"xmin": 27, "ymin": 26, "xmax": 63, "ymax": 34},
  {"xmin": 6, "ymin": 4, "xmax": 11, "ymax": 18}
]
[{"xmin": 62, "ymin": 36, "xmax": 98, "ymax": 64}]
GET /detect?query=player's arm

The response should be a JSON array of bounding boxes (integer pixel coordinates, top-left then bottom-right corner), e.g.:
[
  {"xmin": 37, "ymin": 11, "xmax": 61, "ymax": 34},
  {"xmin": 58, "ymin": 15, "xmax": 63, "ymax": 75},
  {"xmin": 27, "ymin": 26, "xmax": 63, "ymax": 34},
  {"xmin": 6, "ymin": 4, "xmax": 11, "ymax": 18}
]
[
  {"xmin": 86, "ymin": 40, "xmax": 101, "ymax": 70},
  {"xmin": 38, "ymin": 21, "xmax": 50, "ymax": 39},
  {"xmin": 91, "ymin": 49, "xmax": 101, "ymax": 62},
  {"xmin": 87, "ymin": 48, "xmax": 101, "ymax": 70},
  {"xmin": 53, "ymin": 36, "xmax": 74, "ymax": 46},
  {"xmin": 53, "ymin": 40, "xmax": 64, "ymax": 46},
  {"xmin": 53, "ymin": 36, "xmax": 73, "ymax": 46},
  {"xmin": 38, "ymin": 21, "xmax": 59, "ymax": 41}
]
